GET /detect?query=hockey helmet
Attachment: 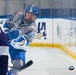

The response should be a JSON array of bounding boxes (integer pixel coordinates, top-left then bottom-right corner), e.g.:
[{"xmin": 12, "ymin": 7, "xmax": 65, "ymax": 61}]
[{"xmin": 25, "ymin": 5, "xmax": 39, "ymax": 16}]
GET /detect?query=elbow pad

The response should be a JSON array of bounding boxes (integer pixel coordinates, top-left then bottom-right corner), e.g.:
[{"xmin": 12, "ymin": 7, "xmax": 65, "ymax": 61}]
[{"xmin": 3, "ymin": 23, "xmax": 9, "ymax": 34}]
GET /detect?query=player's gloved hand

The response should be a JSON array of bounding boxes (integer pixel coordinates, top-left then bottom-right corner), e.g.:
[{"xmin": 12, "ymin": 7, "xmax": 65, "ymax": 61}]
[
  {"xmin": 10, "ymin": 35, "xmax": 29, "ymax": 50},
  {"xmin": 3, "ymin": 22, "xmax": 14, "ymax": 34},
  {"xmin": 8, "ymin": 29, "xmax": 19, "ymax": 39}
]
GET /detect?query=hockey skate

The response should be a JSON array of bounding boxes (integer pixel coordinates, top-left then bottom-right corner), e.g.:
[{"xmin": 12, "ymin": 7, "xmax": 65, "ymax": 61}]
[{"xmin": 6, "ymin": 71, "xmax": 16, "ymax": 75}]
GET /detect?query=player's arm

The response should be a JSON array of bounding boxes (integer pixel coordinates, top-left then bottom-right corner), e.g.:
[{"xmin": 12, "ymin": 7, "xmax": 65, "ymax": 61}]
[{"xmin": 3, "ymin": 12, "xmax": 23, "ymax": 39}]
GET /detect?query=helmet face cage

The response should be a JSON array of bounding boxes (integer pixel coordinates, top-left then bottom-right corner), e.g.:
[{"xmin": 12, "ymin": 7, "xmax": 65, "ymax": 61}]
[{"xmin": 24, "ymin": 12, "xmax": 36, "ymax": 23}]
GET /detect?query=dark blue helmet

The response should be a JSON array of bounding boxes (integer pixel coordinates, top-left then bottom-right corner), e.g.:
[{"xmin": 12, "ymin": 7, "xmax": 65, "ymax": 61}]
[{"xmin": 25, "ymin": 5, "xmax": 39, "ymax": 16}]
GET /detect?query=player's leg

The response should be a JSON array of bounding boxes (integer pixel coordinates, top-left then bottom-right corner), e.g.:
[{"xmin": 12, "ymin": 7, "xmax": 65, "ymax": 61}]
[
  {"xmin": 0, "ymin": 29, "xmax": 9, "ymax": 75},
  {"xmin": 8, "ymin": 48, "xmax": 26, "ymax": 75},
  {"xmin": 0, "ymin": 55, "xmax": 8, "ymax": 75},
  {"xmin": 0, "ymin": 44, "xmax": 8, "ymax": 75}
]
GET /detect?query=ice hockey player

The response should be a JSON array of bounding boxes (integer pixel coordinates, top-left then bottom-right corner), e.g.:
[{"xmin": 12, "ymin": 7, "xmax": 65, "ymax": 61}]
[{"xmin": 3, "ymin": 5, "xmax": 39, "ymax": 75}]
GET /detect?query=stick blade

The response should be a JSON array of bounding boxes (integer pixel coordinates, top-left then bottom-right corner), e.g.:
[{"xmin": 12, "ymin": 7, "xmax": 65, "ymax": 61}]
[
  {"xmin": 10, "ymin": 60, "xmax": 33, "ymax": 71},
  {"xmin": 21, "ymin": 60, "xmax": 33, "ymax": 70}
]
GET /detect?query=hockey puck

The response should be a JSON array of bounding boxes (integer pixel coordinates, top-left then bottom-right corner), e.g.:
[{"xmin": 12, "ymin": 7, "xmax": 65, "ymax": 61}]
[{"xmin": 68, "ymin": 66, "xmax": 74, "ymax": 70}]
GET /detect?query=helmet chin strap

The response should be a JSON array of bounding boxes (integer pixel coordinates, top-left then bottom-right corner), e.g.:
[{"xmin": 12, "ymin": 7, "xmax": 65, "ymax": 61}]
[
  {"xmin": 24, "ymin": 14, "xmax": 36, "ymax": 23},
  {"xmin": 25, "ymin": 19, "xmax": 33, "ymax": 23}
]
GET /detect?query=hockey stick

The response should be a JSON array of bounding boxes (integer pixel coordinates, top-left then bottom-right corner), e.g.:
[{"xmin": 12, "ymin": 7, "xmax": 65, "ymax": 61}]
[
  {"xmin": 0, "ymin": 11, "xmax": 23, "ymax": 32},
  {"xmin": 9, "ymin": 60, "xmax": 33, "ymax": 70},
  {"xmin": 7, "ymin": 12, "xmax": 23, "ymax": 32},
  {"xmin": 34, "ymin": 33, "xmax": 43, "ymax": 39},
  {"xmin": 34, "ymin": 31, "xmax": 46, "ymax": 39},
  {"xmin": 0, "ymin": 11, "xmax": 18, "ymax": 24}
]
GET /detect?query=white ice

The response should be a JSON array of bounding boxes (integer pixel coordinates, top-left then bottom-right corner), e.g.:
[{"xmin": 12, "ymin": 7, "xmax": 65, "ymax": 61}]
[{"xmin": 9, "ymin": 47, "xmax": 76, "ymax": 75}]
